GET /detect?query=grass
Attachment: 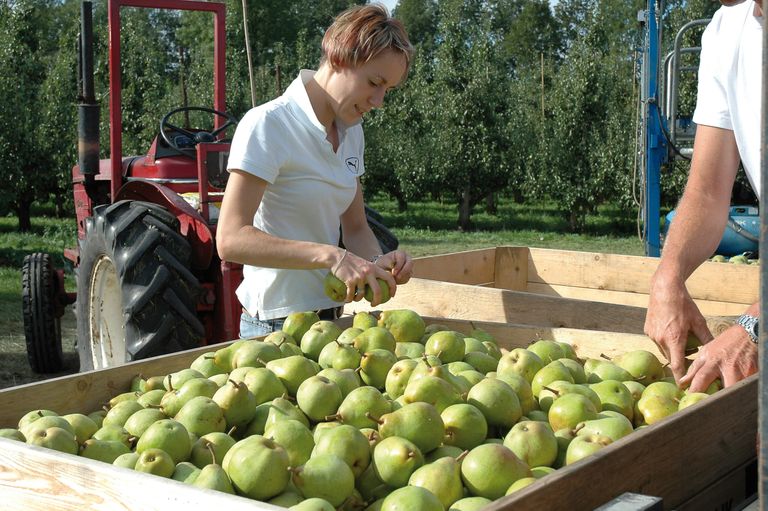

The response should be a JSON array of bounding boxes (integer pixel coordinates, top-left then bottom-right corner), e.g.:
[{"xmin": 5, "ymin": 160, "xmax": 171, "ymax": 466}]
[{"xmin": 0, "ymin": 198, "xmax": 644, "ymax": 390}]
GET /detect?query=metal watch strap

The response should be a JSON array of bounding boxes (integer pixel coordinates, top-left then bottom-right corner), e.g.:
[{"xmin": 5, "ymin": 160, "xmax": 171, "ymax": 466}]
[{"xmin": 736, "ymin": 314, "xmax": 759, "ymax": 344}]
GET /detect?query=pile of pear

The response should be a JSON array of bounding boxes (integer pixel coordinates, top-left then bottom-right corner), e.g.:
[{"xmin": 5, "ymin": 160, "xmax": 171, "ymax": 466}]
[{"xmin": 0, "ymin": 309, "xmax": 720, "ymax": 511}]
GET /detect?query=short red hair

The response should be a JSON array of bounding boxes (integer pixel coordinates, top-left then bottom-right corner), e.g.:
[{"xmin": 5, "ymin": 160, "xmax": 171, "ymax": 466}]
[{"xmin": 321, "ymin": 4, "xmax": 413, "ymax": 72}]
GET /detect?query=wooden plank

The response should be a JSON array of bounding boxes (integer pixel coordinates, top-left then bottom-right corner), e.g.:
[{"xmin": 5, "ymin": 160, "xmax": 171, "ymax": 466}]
[
  {"xmin": 493, "ymin": 246, "xmax": 530, "ymax": 291},
  {"xmin": 675, "ymin": 459, "xmax": 756, "ymax": 511},
  {"xmin": 0, "ymin": 438, "xmax": 279, "ymax": 511},
  {"xmin": 525, "ymin": 282, "xmax": 750, "ymax": 316},
  {"xmin": 347, "ymin": 278, "xmax": 735, "ymax": 337},
  {"xmin": 412, "ymin": 248, "xmax": 497, "ymax": 285},
  {"xmin": 489, "ymin": 375, "xmax": 758, "ymax": 511},
  {"xmin": 525, "ymin": 247, "xmax": 758, "ymax": 305}
]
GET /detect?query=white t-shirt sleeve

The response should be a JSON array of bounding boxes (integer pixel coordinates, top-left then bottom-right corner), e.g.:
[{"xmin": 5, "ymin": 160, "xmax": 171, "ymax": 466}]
[
  {"xmin": 226, "ymin": 106, "xmax": 288, "ymax": 183},
  {"xmin": 692, "ymin": 12, "xmax": 733, "ymax": 130}
]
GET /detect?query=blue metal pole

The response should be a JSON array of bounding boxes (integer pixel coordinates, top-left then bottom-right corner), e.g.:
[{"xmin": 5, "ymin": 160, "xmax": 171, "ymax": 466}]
[{"xmin": 644, "ymin": 0, "xmax": 666, "ymax": 257}]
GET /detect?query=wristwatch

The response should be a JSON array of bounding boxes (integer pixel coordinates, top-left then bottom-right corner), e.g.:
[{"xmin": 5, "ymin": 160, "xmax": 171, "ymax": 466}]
[{"xmin": 736, "ymin": 314, "xmax": 759, "ymax": 344}]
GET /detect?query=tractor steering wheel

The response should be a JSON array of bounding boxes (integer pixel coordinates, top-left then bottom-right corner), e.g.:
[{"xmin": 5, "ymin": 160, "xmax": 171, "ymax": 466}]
[{"xmin": 160, "ymin": 106, "xmax": 238, "ymax": 159}]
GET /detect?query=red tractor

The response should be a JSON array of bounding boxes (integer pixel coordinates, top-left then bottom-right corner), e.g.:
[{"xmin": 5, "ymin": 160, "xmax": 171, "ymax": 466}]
[{"xmin": 21, "ymin": 0, "xmax": 397, "ymax": 374}]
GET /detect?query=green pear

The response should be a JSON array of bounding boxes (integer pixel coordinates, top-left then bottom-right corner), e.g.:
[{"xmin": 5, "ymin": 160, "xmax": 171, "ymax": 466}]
[
  {"xmin": 679, "ymin": 392, "xmax": 709, "ymax": 410},
  {"xmin": 463, "ymin": 351, "xmax": 498, "ymax": 374},
  {"xmin": 332, "ymin": 386, "xmax": 391, "ymax": 429},
  {"xmin": 531, "ymin": 465, "xmax": 556, "ymax": 478},
  {"xmin": 354, "ymin": 327, "xmax": 397, "ymax": 353},
  {"xmin": 92, "ymin": 424, "xmax": 132, "ymax": 448},
  {"xmin": 79, "ymin": 438, "xmax": 131, "ymax": 463},
  {"xmin": 395, "ymin": 342, "xmax": 425, "ymax": 359},
  {"xmin": 371, "ymin": 436, "xmax": 424, "ymax": 488},
  {"xmin": 123, "ymin": 407, "xmax": 167, "ymax": 438},
  {"xmin": 318, "ymin": 340, "xmax": 342, "ymax": 368},
  {"xmin": 494, "ymin": 371, "xmax": 537, "ymax": 415},
  {"xmin": 425, "ymin": 445, "xmax": 464, "ymax": 463},
  {"xmin": 449, "ymin": 497, "xmax": 493, "ymax": 510},
  {"xmin": 419, "ymin": 323, "xmax": 449, "ymax": 344},
  {"xmin": 425, "ymin": 330, "xmax": 466, "ymax": 363},
  {"xmin": 586, "ymin": 360, "xmax": 633, "ymax": 383},
  {"xmin": 283, "ymin": 311, "xmax": 322, "ymax": 342},
  {"xmin": 135, "ymin": 447, "xmax": 176, "ymax": 477},
  {"xmin": 364, "ymin": 279, "xmax": 391, "ymax": 304},
  {"xmin": 527, "ymin": 409, "xmax": 549, "ymax": 422},
  {"xmin": 548, "ymin": 393, "xmax": 598, "ymax": 431},
  {"xmin": 531, "ymin": 360, "xmax": 575, "ymax": 398},
  {"xmin": 280, "ymin": 342, "xmax": 305, "ymax": 357},
  {"xmin": 300, "ymin": 320, "xmax": 343, "ymax": 361},
  {"xmin": 267, "ymin": 355, "xmax": 319, "ymax": 396},
  {"xmin": 565, "ymin": 434, "xmax": 612, "ymax": 465},
  {"xmin": 441, "ymin": 403, "xmax": 488, "ymax": 450},
  {"xmin": 231, "ymin": 340, "xmax": 283, "ymax": 369},
  {"xmin": 558, "ymin": 358, "xmax": 587, "ymax": 384},
  {"xmin": 380, "ymin": 486, "xmax": 443, "ymax": 511},
  {"xmin": 553, "ymin": 427, "xmax": 575, "ymax": 469},
  {"xmin": 538, "ymin": 381, "xmax": 600, "ymax": 413},
  {"xmin": 317, "ymin": 368, "xmax": 361, "ymax": 398},
  {"xmin": 190, "ymin": 351, "xmax": 228, "ymax": 377},
  {"xmin": 642, "ymin": 381, "xmax": 684, "ymax": 400},
  {"xmin": 312, "ymin": 424, "xmax": 370, "ymax": 477},
  {"xmin": 466, "ymin": 377, "xmax": 522, "ymax": 428},
  {"xmin": 378, "ymin": 309, "xmax": 426, "ymax": 343},
  {"xmin": 410, "ymin": 358, "xmax": 469, "ymax": 395},
  {"xmin": 174, "ymin": 396, "xmax": 226, "ymax": 437},
  {"xmin": 160, "ymin": 376, "xmax": 220, "ymax": 417},
  {"xmin": 360, "ymin": 349, "xmax": 398, "ymax": 389},
  {"xmin": 192, "ymin": 443, "xmax": 235, "ymax": 494},
  {"xmin": 136, "ymin": 389, "xmax": 166, "ymax": 408},
  {"xmin": 576, "ymin": 414, "xmax": 633, "ymax": 442},
  {"xmin": 484, "ymin": 342, "xmax": 503, "ymax": 361},
  {"xmin": 557, "ymin": 342, "xmax": 579, "ymax": 361},
  {"xmin": 212, "ymin": 379, "xmax": 257, "ymax": 429},
  {"xmin": 356, "ymin": 462, "xmax": 393, "ymax": 503},
  {"xmin": 459, "ymin": 369, "xmax": 486, "ymax": 388},
  {"xmin": 264, "ymin": 330, "xmax": 297, "ymax": 348},
  {"xmin": 208, "ymin": 373, "xmax": 230, "ymax": 387},
  {"xmin": 164, "ymin": 368, "xmax": 206, "ymax": 391},
  {"xmin": 190, "ymin": 431, "xmax": 237, "ymax": 469},
  {"xmin": 107, "ymin": 391, "xmax": 141, "ymax": 408},
  {"xmin": 0, "ymin": 428, "xmax": 25, "ymax": 442},
  {"xmin": 102, "ymin": 400, "xmax": 144, "ymax": 429},
  {"xmin": 223, "ymin": 435, "xmax": 290, "ymax": 500},
  {"xmin": 408, "ymin": 455, "xmax": 464, "ymax": 509},
  {"xmin": 61, "ymin": 413, "xmax": 99, "ymax": 444},
  {"xmin": 114, "ymin": 452, "xmax": 140, "ymax": 470},
  {"xmin": 136, "ymin": 419, "xmax": 191, "ymax": 464},
  {"xmin": 296, "ymin": 376, "xmax": 343, "ymax": 422},
  {"xmin": 353, "ymin": 311, "xmax": 378, "ymax": 330},
  {"xmin": 290, "ymin": 498, "xmax": 336, "ymax": 511},
  {"xmin": 265, "ymin": 396, "xmax": 311, "ymax": 430},
  {"xmin": 403, "ymin": 374, "xmax": 462, "ymax": 413},
  {"xmin": 622, "ymin": 380, "xmax": 646, "ymax": 404},
  {"xmin": 589, "ymin": 380, "xmax": 634, "ymax": 421},
  {"xmin": 503, "ymin": 420, "xmax": 558, "ymax": 468},
  {"xmin": 636, "ymin": 394, "xmax": 678, "ymax": 426},
  {"xmin": 292, "ymin": 454, "xmax": 355, "ymax": 507},
  {"xmin": 464, "ymin": 337, "xmax": 489, "ymax": 355},
  {"xmin": 25, "ymin": 425, "xmax": 78, "ymax": 455},
  {"xmin": 378, "ymin": 402, "xmax": 445, "ymax": 454},
  {"xmin": 20, "ymin": 415, "xmax": 75, "ymax": 440},
  {"xmin": 385, "ymin": 359, "xmax": 418, "ymax": 399},
  {"xmin": 269, "ymin": 492, "xmax": 304, "ymax": 508},
  {"xmin": 528, "ymin": 339, "xmax": 566, "ymax": 364},
  {"xmin": 460, "ymin": 443, "xmax": 531, "ymax": 500},
  {"xmin": 172, "ymin": 461, "xmax": 203, "ymax": 483},
  {"xmin": 497, "ymin": 348, "xmax": 545, "ymax": 384},
  {"xmin": 613, "ymin": 350, "xmax": 665, "ymax": 384},
  {"xmin": 143, "ymin": 374, "xmax": 168, "ymax": 391},
  {"xmin": 506, "ymin": 476, "xmax": 538, "ymax": 494},
  {"xmin": 240, "ymin": 367, "xmax": 287, "ymax": 404},
  {"xmin": 447, "ymin": 361, "xmax": 475, "ymax": 375},
  {"xmin": 324, "ymin": 272, "xmax": 348, "ymax": 302}
]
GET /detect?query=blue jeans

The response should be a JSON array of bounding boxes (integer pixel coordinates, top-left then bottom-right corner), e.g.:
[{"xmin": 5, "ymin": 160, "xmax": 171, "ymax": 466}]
[{"xmin": 239, "ymin": 312, "xmax": 285, "ymax": 339}]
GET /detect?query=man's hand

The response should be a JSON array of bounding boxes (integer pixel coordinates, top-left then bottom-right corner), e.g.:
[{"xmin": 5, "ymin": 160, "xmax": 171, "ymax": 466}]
[
  {"xmin": 375, "ymin": 250, "xmax": 414, "ymax": 285},
  {"xmin": 644, "ymin": 275, "xmax": 713, "ymax": 383},
  {"xmin": 679, "ymin": 325, "xmax": 758, "ymax": 392}
]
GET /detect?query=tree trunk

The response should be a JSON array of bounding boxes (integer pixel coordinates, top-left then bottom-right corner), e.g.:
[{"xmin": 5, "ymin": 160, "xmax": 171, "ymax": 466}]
[
  {"xmin": 458, "ymin": 187, "xmax": 472, "ymax": 231},
  {"xmin": 485, "ymin": 192, "xmax": 497, "ymax": 215},
  {"xmin": 16, "ymin": 199, "xmax": 32, "ymax": 232}
]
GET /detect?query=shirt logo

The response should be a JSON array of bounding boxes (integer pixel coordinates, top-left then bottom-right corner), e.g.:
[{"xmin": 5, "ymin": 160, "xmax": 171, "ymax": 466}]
[{"xmin": 345, "ymin": 157, "xmax": 360, "ymax": 175}]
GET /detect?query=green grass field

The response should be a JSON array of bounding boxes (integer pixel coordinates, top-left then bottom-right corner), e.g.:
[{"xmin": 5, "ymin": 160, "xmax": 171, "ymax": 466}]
[{"xmin": 0, "ymin": 198, "xmax": 644, "ymax": 389}]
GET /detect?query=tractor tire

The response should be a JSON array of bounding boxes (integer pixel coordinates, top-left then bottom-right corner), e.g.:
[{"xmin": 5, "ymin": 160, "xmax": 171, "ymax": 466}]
[
  {"xmin": 22, "ymin": 252, "xmax": 64, "ymax": 374},
  {"xmin": 76, "ymin": 200, "xmax": 204, "ymax": 371}
]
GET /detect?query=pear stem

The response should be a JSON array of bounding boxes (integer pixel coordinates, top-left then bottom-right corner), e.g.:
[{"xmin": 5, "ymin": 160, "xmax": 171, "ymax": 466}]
[
  {"xmin": 365, "ymin": 412, "xmax": 383, "ymax": 425},
  {"xmin": 206, "ymin": 441, "xmax": 218, "ymax": 466},
  {"xmin": 599, "ymin": 353, "xmax": 612, "ymax": 361}
]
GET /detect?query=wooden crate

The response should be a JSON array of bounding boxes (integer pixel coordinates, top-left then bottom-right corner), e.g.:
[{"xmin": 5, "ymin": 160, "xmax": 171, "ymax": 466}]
[
  {"xmin": 0, "ymin": 316, "xmax": 756, "ymax": 511},
  {"xmin": 409, "ymin": 246, "xmax": 758, "ymax": 317}
]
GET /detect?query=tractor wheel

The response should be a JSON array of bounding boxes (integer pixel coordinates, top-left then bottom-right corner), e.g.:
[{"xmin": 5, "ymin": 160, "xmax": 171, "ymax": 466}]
[
  {"xmin": 22, "ymin": 252, "xmax": 64, "ymax": 373},
  {"xmin": 76, "ymin": 200, "xmax": 204, "ymax": 371}
]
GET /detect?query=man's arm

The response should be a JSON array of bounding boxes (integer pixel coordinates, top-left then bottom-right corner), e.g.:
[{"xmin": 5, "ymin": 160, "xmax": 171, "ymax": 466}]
[{"xmin": 644, "ymin": 125, "xmax": 741, "ymax": 382}]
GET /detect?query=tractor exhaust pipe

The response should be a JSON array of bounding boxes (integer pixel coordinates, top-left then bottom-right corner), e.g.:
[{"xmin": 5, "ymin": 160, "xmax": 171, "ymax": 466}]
[{"xmin": 78, "ymin": 0, "xmax": 99, "ymax": 177}]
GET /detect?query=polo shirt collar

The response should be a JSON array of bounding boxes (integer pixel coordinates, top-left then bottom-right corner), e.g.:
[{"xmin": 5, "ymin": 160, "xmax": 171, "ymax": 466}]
[{"xmin": 286, "ymin": 70, "xmax": 360, "ymax": 140}]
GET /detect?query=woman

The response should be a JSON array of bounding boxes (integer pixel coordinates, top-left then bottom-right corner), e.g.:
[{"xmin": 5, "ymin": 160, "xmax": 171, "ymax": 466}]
[{"xmin": 217, "ymin": 4, "xmax": 415, "ymax": 338}]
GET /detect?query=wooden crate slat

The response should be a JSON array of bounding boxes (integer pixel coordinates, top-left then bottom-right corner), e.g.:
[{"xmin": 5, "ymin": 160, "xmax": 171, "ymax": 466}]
[
  {"xmin": 525, "ymin": 282, "xmax": 750, "ymax": 316},
  {"xmin": 492, "ymin": 246, "xmax": 530, "ymax": 291},
  {"xmin": 488, "ymin": 375, "xmax": 757, "ymax": 511},
  {"xmin": 346, "ymin": 278, "xmax": 734, "ymax": 338},
  {"xmin": 525, "ymin": 247, "xmax": 758, "ymax": 305},
  {"xmin": 0, "ymin": 438, "xmax": 280, "ymax": 511},
  {"xmin": 412, "ymin": 247, "xmax": 497, "ymax": 285}
]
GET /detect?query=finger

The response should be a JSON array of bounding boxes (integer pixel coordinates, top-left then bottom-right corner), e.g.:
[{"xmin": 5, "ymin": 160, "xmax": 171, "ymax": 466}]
[
  {"xmin": 667, "ymin": 345, "xmax": 688, "ymax": 384},
  {"xmin": 691, "ymin": 319, "xmax": 714, "ymax": 345},
  {"xmin": 678, "ymin": 355, "xmax": 704, "ymax": 388},
  {"xmin": 687, "ymin": 363, "xmax": 720, "ymax": 394}
]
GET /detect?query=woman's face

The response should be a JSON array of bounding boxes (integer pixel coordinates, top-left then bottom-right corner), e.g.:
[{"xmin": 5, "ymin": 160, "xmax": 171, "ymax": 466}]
[{"xmin": 325, "ymin": 50, "xmax": 408, "ymax": 125}]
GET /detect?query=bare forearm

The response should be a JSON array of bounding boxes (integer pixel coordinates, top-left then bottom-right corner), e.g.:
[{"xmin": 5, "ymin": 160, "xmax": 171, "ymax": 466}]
[{"xmin": 218, "ymin": 226, "xmax": 341, "ymax": 270}]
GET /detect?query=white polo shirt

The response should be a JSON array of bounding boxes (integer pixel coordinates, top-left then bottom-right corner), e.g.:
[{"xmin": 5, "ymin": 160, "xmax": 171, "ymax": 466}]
[
  {"xmin": 693, "ymin": 0, "xmax": 762, "ymax": 198},
  {"xmin": 227, "ymin": 70, "xmax": 365, "ymax": 319}
]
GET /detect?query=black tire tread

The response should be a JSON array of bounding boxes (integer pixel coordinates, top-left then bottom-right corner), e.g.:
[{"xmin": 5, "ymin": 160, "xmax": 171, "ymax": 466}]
[{"xmin": 22, "ymin": 253, "xmax": 64, "ymax": 373}]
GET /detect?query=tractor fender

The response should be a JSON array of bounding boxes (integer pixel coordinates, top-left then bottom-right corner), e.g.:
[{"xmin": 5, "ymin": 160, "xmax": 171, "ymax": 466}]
[{"xmin": 116, "ymin": 180, "xmax": 214, "ymax": 270}]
